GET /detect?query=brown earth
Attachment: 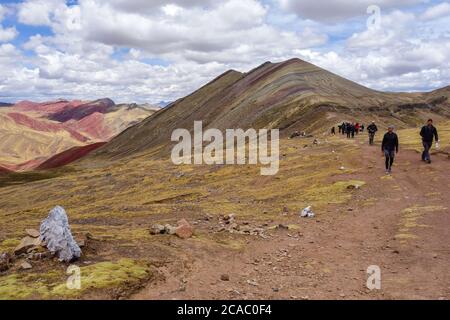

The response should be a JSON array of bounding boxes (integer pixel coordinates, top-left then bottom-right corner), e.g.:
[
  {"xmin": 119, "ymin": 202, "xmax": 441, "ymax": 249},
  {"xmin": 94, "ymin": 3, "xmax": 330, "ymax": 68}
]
[
  {"xmin": 131, "ymin": 135, "xmax": 450, "ymax": 300},
  {"xmin": 0, "ymin": 126, "xmax": 448, "ymax": 300}
]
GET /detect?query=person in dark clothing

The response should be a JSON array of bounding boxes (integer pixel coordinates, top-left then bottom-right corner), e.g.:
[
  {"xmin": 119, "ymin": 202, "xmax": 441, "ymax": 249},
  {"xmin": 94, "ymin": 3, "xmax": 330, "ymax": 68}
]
[
  {"xmin": 361, "ymin": 124, "xmax": 365, "ymax": 133},
  {"xmin": 420, "ymin": 119, "xmax": 439, "ymax": 164},
  {"xmin": 351, "ymin": 123, "xmax": 356, "ymax": 138},
  {"xmin": 381, "ymin": 125, "xmax": 399, "ymax": 174},
  {"xmin": 331, "ymin": 126, "xmax": 336, "ymax": 135},
  {"xmin": 346, "ymin": 123, "xmax": 351, "ymax": 138},
  {"xmin": 338, "ymin": 125, "xmax": 342, "ymax": 134},
  {"xmin": 367, "ymin": 121, "xmax": 378, "ymax": 145}
]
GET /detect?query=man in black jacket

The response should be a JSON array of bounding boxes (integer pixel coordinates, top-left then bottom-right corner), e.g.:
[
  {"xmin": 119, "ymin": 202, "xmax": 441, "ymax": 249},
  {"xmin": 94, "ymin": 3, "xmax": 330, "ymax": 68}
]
[
  {"xmin": 367, "ymin": 121, "xmax": 378, "ymax": 145},
  {"xmin": 420, "ymin": 119, "xmax": 439, "ymax": 164},
  {"xmin": 381, "ymin": 125, "xmax": 399, "ymax": 174}
]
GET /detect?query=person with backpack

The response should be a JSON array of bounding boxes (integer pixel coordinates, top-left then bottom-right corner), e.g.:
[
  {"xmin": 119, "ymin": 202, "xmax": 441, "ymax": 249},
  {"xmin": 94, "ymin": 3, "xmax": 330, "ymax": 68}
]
[
  {"xmin": 420, "ymin": 119, "xmax": 439, "ymax": 164},
  {"xmin": 367, "ymin": 121, "xmax": 378, "ymax": 145},
  {"xmin": 381, "ymin": 125, "xmax": 399, "ymax": 175}
]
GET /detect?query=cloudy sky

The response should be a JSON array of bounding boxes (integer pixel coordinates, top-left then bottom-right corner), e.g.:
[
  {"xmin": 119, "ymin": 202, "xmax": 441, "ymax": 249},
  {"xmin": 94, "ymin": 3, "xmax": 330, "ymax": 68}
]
[{"xmin": 0, "ymin": 0, "xmax": 449, "ymax": 104}]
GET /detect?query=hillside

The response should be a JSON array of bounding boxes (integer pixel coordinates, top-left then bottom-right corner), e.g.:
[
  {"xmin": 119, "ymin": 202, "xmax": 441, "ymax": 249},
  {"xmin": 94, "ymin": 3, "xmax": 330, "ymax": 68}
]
[
  {"xmin": 93, "ymin": 58, "xmax": 450, "ymax": 159},
  {"xmin": 0, "ymin": 99, "xmax": 154, "ymax": 171}
]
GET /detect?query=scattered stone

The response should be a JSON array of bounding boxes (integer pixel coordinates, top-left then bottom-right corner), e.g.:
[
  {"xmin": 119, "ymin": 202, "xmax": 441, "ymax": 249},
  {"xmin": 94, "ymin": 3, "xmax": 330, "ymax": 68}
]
[
  {"xmin": 26, "ymin": 229, "xmax": 40, "ymax": 238},
  {"xmin": 20, "ymin": 261, "xmax": 32, "ymax": 270},
  {"xmin": 220, "ymin": 274, "xmax": 230, "ymax": 281},
  {"xmin": 278, "ymin": 224, "xmax": 289, "ymax": 230},
  {"xmin": 14, "ymin": 236, "xmax": 42, "ymax": 256},
  {"xmin": 224, "ymin": 214, "xmax": 235, "ymax": 224},
  {"xmin": 40, "ymin": 206, "xmax": 81, "ymax": 263},
  {"xmin": 0, "ymin": 252, "xmax": 11, "ymax": 272}
]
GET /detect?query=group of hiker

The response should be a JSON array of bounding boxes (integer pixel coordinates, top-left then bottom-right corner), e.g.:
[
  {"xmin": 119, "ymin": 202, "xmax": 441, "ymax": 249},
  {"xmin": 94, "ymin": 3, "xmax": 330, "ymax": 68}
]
[
  {"xmin": 330, "ymin": 119, "xmax": 440, "ymax": 175},
  {"xmin": 332, "ymin": 122, "xmax": 365, "ymax": 138}
]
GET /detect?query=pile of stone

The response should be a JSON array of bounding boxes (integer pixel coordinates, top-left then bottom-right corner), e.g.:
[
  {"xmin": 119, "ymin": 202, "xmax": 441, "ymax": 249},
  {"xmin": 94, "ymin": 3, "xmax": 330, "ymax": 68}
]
[
  {"xmin": 217, "ymin": 214, "xmax": 268, "ymax": 238},
  {"xmin": 150, "ymin": 219, "xmax": 194, "ymax": 239},
  {"xmin": 0, "ymin": 206, "xmax": 84, "ymax": 273}
]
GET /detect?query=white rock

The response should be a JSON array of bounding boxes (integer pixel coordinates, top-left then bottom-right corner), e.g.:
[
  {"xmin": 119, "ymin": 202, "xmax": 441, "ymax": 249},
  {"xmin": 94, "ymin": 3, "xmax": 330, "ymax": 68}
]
[
  {"xmin": 40, "ymin": 206, "xmax": 81, "ymax": 262},
  {"xmin": 300, "ymin": 206, "xmax": 315, "ymax": 218}
]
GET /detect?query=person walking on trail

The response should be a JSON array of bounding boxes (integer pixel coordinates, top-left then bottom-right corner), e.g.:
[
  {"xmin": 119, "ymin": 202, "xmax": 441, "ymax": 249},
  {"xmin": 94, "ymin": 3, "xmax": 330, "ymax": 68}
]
[
  {"xmin": 381, "ymin": 125, "xmax": 399, "ymax": 175},
  {"xmin": 331, "ymin": 126, "xmax": 336, "ymax": 135},
  {"xmin": 367, "ymin": 121, "xmax": 378, "ymax": 145},
  {"xmin": 420, "ymin": 119, "xmax": 439, "ymax": 164},
  {"xmin": 351, "ymin": 123, "xmax": 356, "ymax": 138}
]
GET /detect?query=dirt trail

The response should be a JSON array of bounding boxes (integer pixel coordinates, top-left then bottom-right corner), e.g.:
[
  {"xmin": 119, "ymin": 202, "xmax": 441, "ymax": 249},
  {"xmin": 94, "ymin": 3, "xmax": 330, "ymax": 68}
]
[{"xmin": 132, "ymin": 137, "xmax": 450, "ymax": 300}]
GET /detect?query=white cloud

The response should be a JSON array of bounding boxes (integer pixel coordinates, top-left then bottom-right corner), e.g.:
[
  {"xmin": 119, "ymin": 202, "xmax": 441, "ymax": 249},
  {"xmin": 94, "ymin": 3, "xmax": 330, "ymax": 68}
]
[
  {"xmin": 0, "ymin": 4, "xmax": 18, "ymax": 42},
  {"xmin": 0, "ymin": 26, "xmax": 17, "ymax": 42},
  {"xmin": 1, "ymin": 0, "xmax": 449, "ymax": 104},
  {"xmin": 420, "ymin": 2, "xmax": 450, "ymax": 20},
  {"xmin": 17, "ymin": 0, "xmax": 65, "ymax": 26},
  {"xmin": 278, "ymin": 0, "xmax": 422, "ymax": 23}
]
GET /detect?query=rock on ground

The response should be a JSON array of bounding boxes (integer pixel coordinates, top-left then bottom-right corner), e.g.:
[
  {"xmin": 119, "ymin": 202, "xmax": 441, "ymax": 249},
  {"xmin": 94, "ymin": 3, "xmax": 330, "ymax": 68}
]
[
  {"xmin": 0, "ymin": 252, "xmax": 11, "ymax": 272},
  {"xmin": 175, "ymin": 219, "xmax": 194, "ymax": 239},
  {"xmin": 39, "ymin": 206, "xmax": 81, "ymax": 262},
  {"xmin": 26, "ymin": 229, "xmax": 40, "ymax": 238},
  {"xmin": 14, "ymin": 236, "xmax": 42, "ymax": 256}
]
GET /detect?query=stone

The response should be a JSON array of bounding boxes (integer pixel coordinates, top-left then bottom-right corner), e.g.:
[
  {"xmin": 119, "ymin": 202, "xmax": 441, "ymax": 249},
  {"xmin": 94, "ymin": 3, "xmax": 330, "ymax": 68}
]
[
  {"xmin": 220, "ymin": 274, "xmax": 230, "ymax": 281},
  {"xmin": 78, "ymin": 240, "xmax": 86, "ymax": 248},
  {"xmin": 39, "ymin": 206, "xmax": 81, "ymax": 263},
  {"xmin": 26, "ymin": 229, "xmax": 40, "ymax": 238},
  {"xmin": 300, "ymin": 206, "xmax": 315, "ymax": 218},
  {"xmin": 14, "ymin": 236, "xmax": 42, "ymax": 256},
  {"xmin": 21, "ymin": 261, "xmax": 33, "ymax": 270},
  {"xmin": 150, "ymin": 224, "xmax": 166, "ymax": 235},
  {"xmin": 0, "ymin": 252, "xmax": 11, "ymax": 272},
  {"xmin": 164, "ymin": 224, "xmax": 177, "ymax": 235},
  {"xmin": 175, "ymin": 219, "xmax": 194, "ymax": 239}
]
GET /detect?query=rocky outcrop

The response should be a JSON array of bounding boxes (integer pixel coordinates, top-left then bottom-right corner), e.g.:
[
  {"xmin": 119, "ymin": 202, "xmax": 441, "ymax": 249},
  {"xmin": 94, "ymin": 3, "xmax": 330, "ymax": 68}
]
[{"xmin": 39, "ymin": 206, "xmax": 81, "ymax": 262}]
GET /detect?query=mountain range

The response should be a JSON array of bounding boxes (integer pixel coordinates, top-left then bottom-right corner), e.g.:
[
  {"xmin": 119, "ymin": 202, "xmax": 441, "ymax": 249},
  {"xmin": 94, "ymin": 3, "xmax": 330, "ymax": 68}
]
[
  {"xmin": 92, "ymin": 58, "xmax": 450, "ymax": 160},
  {"xmin": 0, "ymin": 99, "xmax": 155, "ymax": 171}
]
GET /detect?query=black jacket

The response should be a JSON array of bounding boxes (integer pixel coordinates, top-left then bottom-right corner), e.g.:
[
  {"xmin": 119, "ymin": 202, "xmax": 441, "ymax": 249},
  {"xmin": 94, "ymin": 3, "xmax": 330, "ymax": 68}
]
[
  {"xmin": 382, "ymin": 132, "xmax": 399, "ymax": 152},
  {"xmin": 420, "ymin": 125, "xmax": 439, "ymax": 143},
  {"xmin": 367, "ymin": 124, "xmax": 378, "ymax": 134}
]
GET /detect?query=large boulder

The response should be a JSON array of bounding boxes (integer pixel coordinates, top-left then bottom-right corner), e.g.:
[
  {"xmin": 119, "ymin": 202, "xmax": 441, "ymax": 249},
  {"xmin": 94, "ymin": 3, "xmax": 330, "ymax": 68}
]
[{"xmin": 40, "ymin": 206, "xmax": 81, "ymax": 262}]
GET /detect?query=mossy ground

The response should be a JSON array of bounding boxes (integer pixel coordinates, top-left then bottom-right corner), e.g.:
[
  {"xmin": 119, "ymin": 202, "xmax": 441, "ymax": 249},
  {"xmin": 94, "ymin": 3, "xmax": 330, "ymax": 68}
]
[{"xmin": 0, "ymin": 259, "xmax": 152, "ymax": 300}]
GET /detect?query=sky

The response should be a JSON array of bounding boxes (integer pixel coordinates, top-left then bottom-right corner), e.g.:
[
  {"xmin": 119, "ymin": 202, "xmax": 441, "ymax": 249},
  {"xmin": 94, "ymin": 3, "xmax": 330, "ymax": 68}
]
[{"xmin": 0, "ymin": 0, "xmax": 450, "ymax": 104}]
